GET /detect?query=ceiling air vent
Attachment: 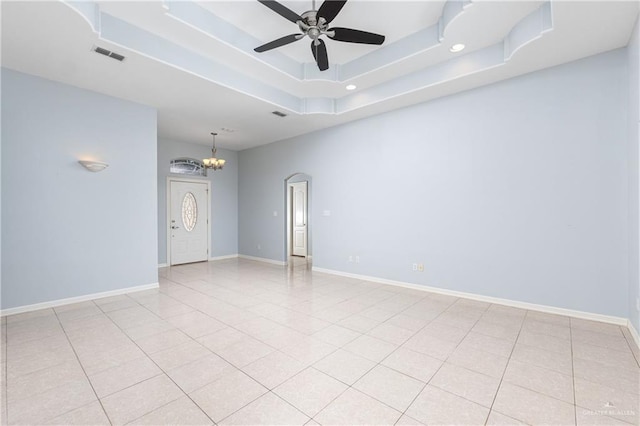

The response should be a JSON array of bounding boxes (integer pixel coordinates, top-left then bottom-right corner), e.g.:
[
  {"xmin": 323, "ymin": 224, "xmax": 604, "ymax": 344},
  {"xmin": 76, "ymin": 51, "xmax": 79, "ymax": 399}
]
[
  {"xmin": 271, "ymin": 111, "xmax": 287, "ymax": 117},
  {"xmin": 93, "ymin": 46, "xmax": 125, "ymax": 62}
]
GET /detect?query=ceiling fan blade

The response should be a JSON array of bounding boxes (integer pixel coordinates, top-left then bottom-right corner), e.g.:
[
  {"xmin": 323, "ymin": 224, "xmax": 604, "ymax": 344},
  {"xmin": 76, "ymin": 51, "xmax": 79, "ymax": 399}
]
[
  {"xmin": 257, "ymin": 0, "xmax": 303, "ymax": 24},
  {"xmin": 328, "ymin": 27, "xmax": 385, "ymax": 45},
  {"xmin": 311, "ymin": 39, "xmax": 329, "ymax": 71},
  {"xmin": 254, "ymin": 34, "xmax": 303, "ymax": 52},
  {"xmin": 317, "ymin": 0, "xmax": 347, "ymax": 24}
]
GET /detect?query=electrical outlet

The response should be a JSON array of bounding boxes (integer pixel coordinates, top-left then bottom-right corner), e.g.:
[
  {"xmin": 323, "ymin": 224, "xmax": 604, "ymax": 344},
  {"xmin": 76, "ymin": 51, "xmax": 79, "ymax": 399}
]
[
  {"xmin": 355, "ymin": 256, "xmax": 360, "ymax": 263},
  {"xmin": 257, "ymin": 244, "xmax": 261, "ymax": 250},
  {"xmin": 412, "ymin": 263, "xmax": 418, "ymax": 271},
  {"xmin": 418, "ymin": 263, "xmax": 424, "ymax": 272},
  {"xmin": 348, "ymin": 256, "xmax": 353, "ymax": 262},
  {"xmin": 636, "ymin": 297, "xmax": 640, "ymax": 312}
]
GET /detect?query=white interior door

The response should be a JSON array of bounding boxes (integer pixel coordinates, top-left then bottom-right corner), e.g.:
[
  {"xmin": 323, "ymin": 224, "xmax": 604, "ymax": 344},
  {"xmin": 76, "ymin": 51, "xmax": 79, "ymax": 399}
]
[
  {"xmin": 170, "ymin": 180, "xmax": 208, "ymax": 265},
  {"xmin": 291, "ymin": 181, "xmax": 307, "ymax": 257}
]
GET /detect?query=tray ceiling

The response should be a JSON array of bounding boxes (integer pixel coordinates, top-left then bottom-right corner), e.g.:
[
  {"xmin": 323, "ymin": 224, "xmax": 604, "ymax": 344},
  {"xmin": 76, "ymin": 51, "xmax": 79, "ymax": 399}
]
[{"xmin": 1, "ymin": 1, "xmax": 638, "ymax": 149}]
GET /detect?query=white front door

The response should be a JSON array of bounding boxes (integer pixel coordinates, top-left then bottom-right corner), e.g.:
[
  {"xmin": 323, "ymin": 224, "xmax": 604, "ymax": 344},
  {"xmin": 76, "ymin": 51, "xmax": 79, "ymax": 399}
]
[
  {"xmin": 291, "ymin": 181, "xmax": 307, "ymax": 257},
  {"xmin": 170, "ymin": 180, "xmax": 208, "ymax": 265}
]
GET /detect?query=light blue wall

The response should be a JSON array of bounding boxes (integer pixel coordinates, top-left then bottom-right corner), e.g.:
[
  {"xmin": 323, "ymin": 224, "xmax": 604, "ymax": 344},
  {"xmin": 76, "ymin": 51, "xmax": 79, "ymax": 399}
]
[
  {"xmin": 1, "ymin": 69, "xmax": 158, "ymax": 310},
  {"xmin": 239, "ymin": 50, "xmax": 629, "ymax": 318},
  {"xmin": 628, "ymin": 16, "xmax": 640, "ymax": 332},
  {"xmin": 157, "ymin": 138, "xmax": 238, "ymax": 264},
  {"xmin": 0, "ymin": 68, "xmax": 3, "ymax": 298}
]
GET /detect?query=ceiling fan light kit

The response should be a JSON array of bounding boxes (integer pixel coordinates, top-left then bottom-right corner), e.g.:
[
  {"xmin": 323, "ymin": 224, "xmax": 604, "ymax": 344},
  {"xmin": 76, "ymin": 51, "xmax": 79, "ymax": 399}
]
[{"xmin": 254, "ymin": 0, "xmax": 386, "ymax": 71}]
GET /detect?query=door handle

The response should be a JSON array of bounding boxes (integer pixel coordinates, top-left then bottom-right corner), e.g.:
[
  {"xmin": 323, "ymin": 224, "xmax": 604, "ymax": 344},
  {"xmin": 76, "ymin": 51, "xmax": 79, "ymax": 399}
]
[{"xmin": 171, "ymin": 225, "xmax": 180, "ymax": 229}]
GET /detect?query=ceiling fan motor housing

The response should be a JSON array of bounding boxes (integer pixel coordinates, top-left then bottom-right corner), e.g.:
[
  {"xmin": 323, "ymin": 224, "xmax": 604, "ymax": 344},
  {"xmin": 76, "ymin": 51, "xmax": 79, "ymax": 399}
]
[
  {"xmin": 254, "ymin": 0, "xmax": 385, "ymax": 71},
  {"xmin": 299, "ymin": 11, "xmax": 329, "ymax": 41}
]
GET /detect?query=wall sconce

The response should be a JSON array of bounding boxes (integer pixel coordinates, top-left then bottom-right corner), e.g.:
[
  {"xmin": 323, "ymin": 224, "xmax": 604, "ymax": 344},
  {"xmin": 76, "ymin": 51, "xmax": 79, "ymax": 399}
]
[{"xmin": 78, "ymin": 160, "xmax": 109, "ymax": 172}]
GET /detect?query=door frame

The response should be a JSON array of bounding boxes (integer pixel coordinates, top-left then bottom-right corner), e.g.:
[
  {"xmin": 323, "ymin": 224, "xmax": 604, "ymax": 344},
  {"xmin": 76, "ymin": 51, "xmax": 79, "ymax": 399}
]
[
  {"xmin": 285, "ymin": 173, "xmax": 311, "ymax": 264},
  {"xmin": 166, "ymin": 177, "xmax": 211, "ymax": 266}
]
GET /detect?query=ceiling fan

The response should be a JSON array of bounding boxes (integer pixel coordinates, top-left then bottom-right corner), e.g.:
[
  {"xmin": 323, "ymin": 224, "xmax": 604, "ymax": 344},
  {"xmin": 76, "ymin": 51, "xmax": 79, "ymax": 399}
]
[{"xmin": 254, "ymin": 0, "xmax": 386, "ymax": 71}]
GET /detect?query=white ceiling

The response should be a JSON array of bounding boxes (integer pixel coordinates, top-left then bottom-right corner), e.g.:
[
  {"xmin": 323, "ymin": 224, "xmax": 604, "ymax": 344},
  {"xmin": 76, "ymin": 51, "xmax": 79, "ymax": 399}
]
[{"xmin": 1, "ymin": 1, "xmax": 638, "ymax": 150}]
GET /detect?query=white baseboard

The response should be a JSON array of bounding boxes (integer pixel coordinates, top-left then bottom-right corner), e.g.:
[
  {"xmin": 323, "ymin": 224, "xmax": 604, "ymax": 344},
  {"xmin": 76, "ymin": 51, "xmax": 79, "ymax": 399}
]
[
  {"xmin": 628, "ymin": 320, "xmax": 640, "ymax": 350},
  {"xmin": 0, "ymin": 282, "xmax": 159, "ymax": 317},
  {"xmin": 312, "ymin": 267, "xmax": 629, "ymax": 326},
  {"xmin": 209, "ymin": 254, "xmax": 239, "ymax": 261},
  {"xmin": 158, "ymin": 263, "xmax": 168, "ymax": 268},
  {"xmin": 239, "ymin": 254, "xmax": 286, "ymax": 266}
]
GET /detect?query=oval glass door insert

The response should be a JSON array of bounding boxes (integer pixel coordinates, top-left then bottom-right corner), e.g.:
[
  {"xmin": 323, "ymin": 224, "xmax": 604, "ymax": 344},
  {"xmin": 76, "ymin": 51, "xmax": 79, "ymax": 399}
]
[{"xmin": 181, "ymin": 192, "xmax": 198, "ymax": 232}]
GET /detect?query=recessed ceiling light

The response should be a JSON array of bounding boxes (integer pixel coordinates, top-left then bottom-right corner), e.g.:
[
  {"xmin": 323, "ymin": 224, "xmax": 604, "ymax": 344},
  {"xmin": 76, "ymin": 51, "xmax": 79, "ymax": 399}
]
[
  {"xmin": 449, "ymin": 43, "xmax": 466, "ymax": 53},
  {"xmin": 346, "ymin": 84, "xmax": 357, "ymax": 91}
]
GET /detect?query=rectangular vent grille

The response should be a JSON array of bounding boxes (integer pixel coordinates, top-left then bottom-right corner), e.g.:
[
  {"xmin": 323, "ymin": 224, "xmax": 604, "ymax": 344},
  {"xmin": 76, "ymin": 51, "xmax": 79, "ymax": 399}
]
[
  {"xmin": 94, "ymin": 46, "xmax": 125, "ymax": 62},
  {"xmin": 109, "ymin": 52, "xmax": 125, "ymax": 61},
  {"xmin": 271, "ymin": 111, "xmax": 287, "ymax": 117}
]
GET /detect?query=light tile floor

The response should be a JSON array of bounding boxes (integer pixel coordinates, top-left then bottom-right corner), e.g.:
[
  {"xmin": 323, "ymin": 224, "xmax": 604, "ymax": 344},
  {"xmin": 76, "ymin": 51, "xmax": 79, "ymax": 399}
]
[{"xmin": 1, "ymin": 258, "xmax": 639, "ymax": 425}]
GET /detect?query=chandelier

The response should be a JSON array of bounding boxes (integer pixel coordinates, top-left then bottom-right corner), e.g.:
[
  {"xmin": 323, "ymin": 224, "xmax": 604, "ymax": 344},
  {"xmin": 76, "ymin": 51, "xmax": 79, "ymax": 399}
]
[{"xmin": 203, "ymin": 132, "xmax": 225, "ymax": 171}]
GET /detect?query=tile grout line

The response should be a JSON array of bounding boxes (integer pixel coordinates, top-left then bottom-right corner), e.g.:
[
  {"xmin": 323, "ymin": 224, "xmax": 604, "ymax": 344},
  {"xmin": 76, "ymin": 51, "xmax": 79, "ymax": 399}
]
[
  {"xmin": 437, "ymin": 306, "xmax": 628, "ymax": 419},
  {"xmin": 52, "ymin": 302, "xmax": 113, "ymax": 426},
  {"xmin": 164, "ymin": 263, "xmax": 412, "ymax": 332},
  {"xmin": 135, "ymin": 264, "xmax": 640, "ymax": 425},
  {"xmin": 329, "ymin": 300, "xmax": 529, "ymax": 424},
  {"xmin": 7, "ymin": 295, "xmax": 234, "ymax": 424},
  {"xmin": 569, "ymin": 323, "xmax": 638, "ymax": 426},
  {"xmin": 314, "ymin": 295, "xmax": 481, "ymax": 424},
  {"xmin": 59, "ymin": 295, "xmax": 206, "ymax": 421},
  {"xmin": 391, "ymin": 299, "xmax": 490, "ymax": 424},
  {"xmin": 570, "ymin": 319, "xmax": 578, "ymax": 426},
  {"xmin": 98, "ymin": 298, "xmax": 218, "ymax": 426},
  {"xmin": 157, "ymin": 266, "xmax": 362, "ymax": 423},
  {"xmin": 144, "ymin": 278, "xmax": 301, "ymax": 384},
  {"xmin": 492, "ymin": 314, "xmax": 605, "ymax": 424},
  {"xmin": 157, "ymin": 268, "xmax": 424, "ymax": 379},
  {"xmin": 277, "ymin": 292, "xmax": 428, "ymax": 421},
  {"xmin": 354, "ymin": 299, "xmax": 530, "ymax": 423},
  {"xmin": 291, "ymin": 279, "xmax": 443, "ymax": 424},
  {"xmin": 162, "ymin": 264, "xmax": 634, "ymax": 423},
  {"xmin": 204, "ymin": 301, "xmax": 381, "ymax": 423},
  {"xmin": 155, "ymin": 275, "xmax": 317, "ymax": 348},
  {"xmin": 280, "ymin": 365, "xmax": 343, "ymax": 420},
  {"xmin": 216, "ymin": 388, "xmax": 308, "ymax": 424},
  {"xmin": 8, "ymin": 259, "xmax": 637, "ymax": 425},
  {"xmin": 2, "ymin": 313, "xmax": 80, "ymax": 420},
  {"xmin": 483, "ymin": 308, "xmax": 527, "ymax": 425},
  {"xmin": 421, "ymin": 305, "xmax": 528, "ymax": 422},
  {"xmin": 621, "ymin": 326, "xmax": 640, "ymax": 368}
]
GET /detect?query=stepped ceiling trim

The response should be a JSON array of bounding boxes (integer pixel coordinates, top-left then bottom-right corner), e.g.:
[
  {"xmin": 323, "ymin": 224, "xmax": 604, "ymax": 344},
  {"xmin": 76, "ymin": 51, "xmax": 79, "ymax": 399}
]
[
  {"xmin": 63, "ymin": 0, "xmax": 553, "ymax": 116},
  {"xmin": 4, "ymin": 1, "xmax": 637, "ymax": 149}
]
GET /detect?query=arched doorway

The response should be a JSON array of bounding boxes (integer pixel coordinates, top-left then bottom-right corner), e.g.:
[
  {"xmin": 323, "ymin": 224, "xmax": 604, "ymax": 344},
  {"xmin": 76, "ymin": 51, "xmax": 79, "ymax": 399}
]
[{"xmin": 285, "ymin": 173, "xmax": 312, "ymax": 267}]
